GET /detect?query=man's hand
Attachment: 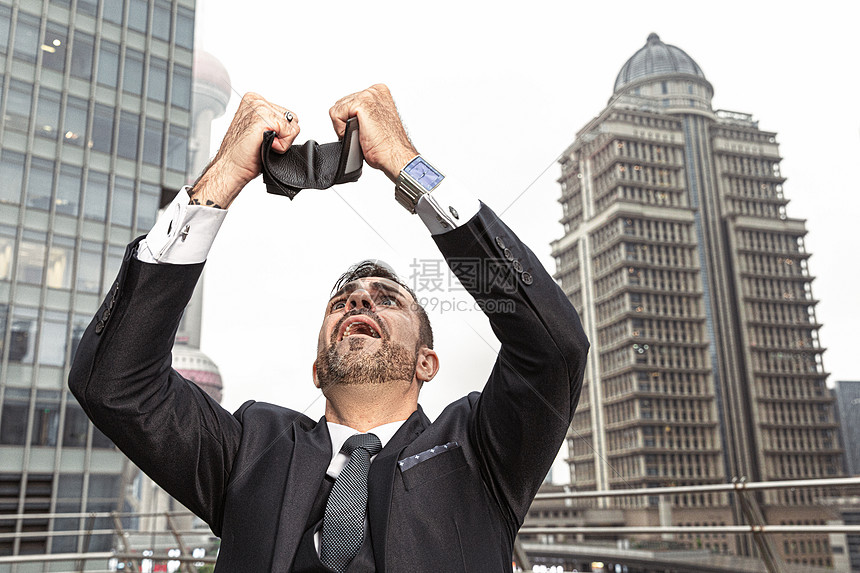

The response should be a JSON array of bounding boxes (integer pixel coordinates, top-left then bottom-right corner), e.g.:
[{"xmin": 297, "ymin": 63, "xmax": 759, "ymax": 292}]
[
  {"xmin": 329, "ymin": 84, "xmax": 418, "ymax": 182},
  {"xmin": 190, "ymin": 93, "xmax": 300, "ymax": 209}
]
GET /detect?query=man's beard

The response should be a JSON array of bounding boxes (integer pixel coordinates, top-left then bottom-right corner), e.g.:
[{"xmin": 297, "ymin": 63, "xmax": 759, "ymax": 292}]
[{"xmin": 316, "ymin": 337, "xmax": 417, "ymax": 390}]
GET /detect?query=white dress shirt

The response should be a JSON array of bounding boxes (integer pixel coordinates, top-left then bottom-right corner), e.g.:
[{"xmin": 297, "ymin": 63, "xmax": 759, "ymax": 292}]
[{"xmin": 137, "ymin": 181, "xmax": 479, "ymax": 265}]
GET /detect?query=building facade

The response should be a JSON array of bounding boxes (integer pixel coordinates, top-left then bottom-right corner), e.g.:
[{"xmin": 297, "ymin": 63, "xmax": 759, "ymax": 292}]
[
  {"xmin": 0, "ymin": 0, "xmax": 195, "ymax": 561},
  {"xmin": 551, "ymin": 33, "xmax": 842, "ymax": 568}
]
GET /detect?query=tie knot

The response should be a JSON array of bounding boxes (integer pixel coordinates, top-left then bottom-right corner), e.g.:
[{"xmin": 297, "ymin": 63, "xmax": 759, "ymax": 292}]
[{"xmin": 342, "ymin": 432, "xmax": 382, "ymax": 457}]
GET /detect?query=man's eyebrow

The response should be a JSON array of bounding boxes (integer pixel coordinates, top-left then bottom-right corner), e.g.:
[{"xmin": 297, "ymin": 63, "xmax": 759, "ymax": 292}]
[
  {"xmin": 329, "ymin": 282, "xmax": 357, "ymax": 302},
  {"xmin": 370, "ymin": 281, "xmax": 405, "ymax": 299}
]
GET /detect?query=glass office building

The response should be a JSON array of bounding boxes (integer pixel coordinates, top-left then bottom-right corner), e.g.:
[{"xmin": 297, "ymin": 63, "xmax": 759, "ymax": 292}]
[{"xmin": 0, "ymin": 0, "xmax": 194, "ymax": 562}]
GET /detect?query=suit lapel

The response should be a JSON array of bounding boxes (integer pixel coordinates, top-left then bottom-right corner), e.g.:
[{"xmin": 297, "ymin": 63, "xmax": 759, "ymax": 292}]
[
  {"xmin": 270, "ymin": 417, "xmax": 331, "ymax": 572},
  {"xmin": 367, "ymin": 407, "xmax": 430, "ymax": 572}
]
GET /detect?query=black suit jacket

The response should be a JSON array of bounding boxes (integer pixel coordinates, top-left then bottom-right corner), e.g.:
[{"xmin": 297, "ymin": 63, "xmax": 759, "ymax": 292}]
[{"xmin": 69, "ymin": 204, "xmax": 588, "ymax": 572}]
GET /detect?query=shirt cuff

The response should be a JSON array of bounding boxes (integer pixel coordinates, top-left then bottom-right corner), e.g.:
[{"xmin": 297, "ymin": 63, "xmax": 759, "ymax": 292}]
[
  {"xmin": 136, "ymin": 186, "xmax": 227, "ymax": 264},
  {"xmin": 414, "ymin": 180, "xmax": 480, "ymax": 235}
]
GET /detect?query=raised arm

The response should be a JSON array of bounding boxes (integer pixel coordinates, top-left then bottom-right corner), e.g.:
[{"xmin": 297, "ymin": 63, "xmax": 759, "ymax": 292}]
[
  {"xmin": 68, "ymin": 93, "xmax": 301, "ymax": 533},
  {"xmin": 435, "ymin": 209, "xmax": 589, "ymax": 528}
]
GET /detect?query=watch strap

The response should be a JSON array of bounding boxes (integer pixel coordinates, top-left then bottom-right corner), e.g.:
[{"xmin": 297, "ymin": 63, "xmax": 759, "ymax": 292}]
[{"xmin": 395, "ymin": 156, "xmax": 444, "ymax": 213}]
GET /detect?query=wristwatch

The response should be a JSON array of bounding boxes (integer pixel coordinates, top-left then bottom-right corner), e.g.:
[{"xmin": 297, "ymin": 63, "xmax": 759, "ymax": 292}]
[{"xmin": 395, "ymin": 155, "xmax": 445, "ymax": 213}]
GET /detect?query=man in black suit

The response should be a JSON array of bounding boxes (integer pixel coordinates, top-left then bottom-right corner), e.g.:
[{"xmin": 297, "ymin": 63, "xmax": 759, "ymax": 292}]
[{"xmin": 69, "ymin": 85, "xmax": 589, "ymax": 572}]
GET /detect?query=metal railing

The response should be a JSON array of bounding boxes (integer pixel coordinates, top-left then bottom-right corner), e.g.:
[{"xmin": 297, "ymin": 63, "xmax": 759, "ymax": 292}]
[
  {"xmin": 521, "ymin": 476, "xmax": 860, "ymax": 573},
  {"xmin": 0, "ymin": 477, "xmax": 858, "ymax": 572},
  {"xmin": 0, "ymin": 509, "xmax": 218, "ymax": 572}
]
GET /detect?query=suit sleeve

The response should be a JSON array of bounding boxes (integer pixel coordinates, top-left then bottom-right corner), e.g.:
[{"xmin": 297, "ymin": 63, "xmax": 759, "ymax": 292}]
[
  {"xmin": 68, "ymin": 238, "xmax": 242, "ymax": 535},
  {"xmin": 432, "ymin": 203, "xmax": 589, "ymax": 532}
]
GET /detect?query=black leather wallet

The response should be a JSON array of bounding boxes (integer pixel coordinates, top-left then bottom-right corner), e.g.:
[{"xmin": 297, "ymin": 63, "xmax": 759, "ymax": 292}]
[{"xmin": 260, "ymin": 117, "xmax": 364, "ymax": 199}]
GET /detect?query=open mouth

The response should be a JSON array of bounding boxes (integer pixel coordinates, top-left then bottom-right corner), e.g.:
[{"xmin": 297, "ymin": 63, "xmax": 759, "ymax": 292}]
[{"xmin": 338, "ymin": 316, "xmax": 382, "ymax": 341}]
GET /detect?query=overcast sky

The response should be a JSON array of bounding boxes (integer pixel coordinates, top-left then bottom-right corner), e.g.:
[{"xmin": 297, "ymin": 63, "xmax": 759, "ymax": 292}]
[{"xmin": 190, "ymin": 1, "xmax": 860, "ymax": 479}]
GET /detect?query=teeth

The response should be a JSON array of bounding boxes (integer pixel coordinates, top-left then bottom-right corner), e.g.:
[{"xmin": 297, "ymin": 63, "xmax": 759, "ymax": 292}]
[{"xmin": 342, "ymin": 321, "xmax": 380, "ymax": 339}]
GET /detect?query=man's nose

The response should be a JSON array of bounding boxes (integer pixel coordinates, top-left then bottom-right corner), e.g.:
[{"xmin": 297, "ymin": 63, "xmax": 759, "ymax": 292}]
[{"xmin": 347, "ymin": 289, "xmax": 374, "ymax": 310}]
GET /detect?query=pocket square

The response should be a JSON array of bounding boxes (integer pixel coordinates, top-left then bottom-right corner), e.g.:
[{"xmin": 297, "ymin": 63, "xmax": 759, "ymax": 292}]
[{"xmin": 398, "ymin": 442, "xmax": 460, "ymax": 472}]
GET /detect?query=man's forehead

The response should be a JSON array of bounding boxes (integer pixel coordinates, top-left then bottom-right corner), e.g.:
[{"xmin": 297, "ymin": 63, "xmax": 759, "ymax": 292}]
[{"xmin": 329, "ymin": 277, "xmax": 411, "ymax": 300}]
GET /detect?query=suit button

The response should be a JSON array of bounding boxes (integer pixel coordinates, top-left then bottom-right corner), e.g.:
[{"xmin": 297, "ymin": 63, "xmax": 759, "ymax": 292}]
[
  {"xmin": 95, "ymin": 321, "xmax": 105, "ymax": 334},
  {"xmin": 101, "ymin": 309, "xmax": 111, "ymax": 322},
  {"xmin": 513, "ymin": 260, "xmax": 523, "ymax": 273},
  {"xmin": 495, "ymin": 236, "xmax": 506, "ymax": 250},
  {"xmin": 503, "ymin": 248, "xmax": 513, "ymax": 261},
  {"xmin": 521, "ymin": 272, "xmax": 533, "ymax": 285}
]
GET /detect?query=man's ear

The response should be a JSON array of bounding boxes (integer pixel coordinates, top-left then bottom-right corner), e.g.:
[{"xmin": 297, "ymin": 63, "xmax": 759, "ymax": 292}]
[
  {"xmin": 312, "ymin": 360, "xmax": 321, "ymax": 389},
  {"xmin": 414, "ymin": 347, "xmax": 439, "ymax": 383}
]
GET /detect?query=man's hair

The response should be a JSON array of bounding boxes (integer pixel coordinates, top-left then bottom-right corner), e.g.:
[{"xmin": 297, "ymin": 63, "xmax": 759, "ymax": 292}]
[{"xmin": 331, "ymin": 260, "xmax": 433, "ymax": 350}]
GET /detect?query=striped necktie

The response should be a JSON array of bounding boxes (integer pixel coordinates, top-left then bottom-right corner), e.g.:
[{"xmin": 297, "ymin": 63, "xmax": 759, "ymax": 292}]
[{"xmin": 319, "ymin": 433, "xmax": 382, "ymax": 572}]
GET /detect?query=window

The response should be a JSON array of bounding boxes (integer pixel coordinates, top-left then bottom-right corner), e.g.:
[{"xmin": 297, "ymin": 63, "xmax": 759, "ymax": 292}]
[
  {"xmin": 62, "ymin": 402, "xmax": 89, "ymax": 447},
  {"xmin": 175, "ymin": 6, "xmax": 194, "ymax": 49},
  {"xmin": 147, "ymin": 56, "xmax": 168, "ymax": 102},
  {"xmin": 9, "ymin": 306, "xmax": 38, "ymax": 363},
  {"xmin": 76, "ymin": 242, "xmax": 102, "ymax": 293},
  {"xmin": 57, "ymin": 473, "xmax": 84, "ymax": 500},
  {"xmin": 17, "ymin": 232, "xmax": 46, "ymax": 285},
  {"xmin": 41, "ymin": 21, "xmax": 69, "ymax": 72},
  {"xmin": 167, "ymin": 124, "xmax": 188, "ymax": 173},
  {"xmin": 26, "ymin": 157, "xmax": 55, "ymax": 211},
  {"xmin": 122, "ymin": 49, "xmax": 144, "ymax": 95},
  {"xmin": 57, "ymin": 164, "xmax": 82, "ymax": 216},
  {"xmin": 90, "ymin": 104, "xmax": 115, "ymax": 154},
  {"xmin": 97, "ymin": 39, "xmax": 120, "ymax": 88},
  {"xmin": 76, "ymin": 0, "xmax": 99, "ymax": 17},
  {"xmin": 70, "ymin": 30, "xmax": 95, "ymax": 80},
  {"xmin": 0, "ymin": 229, "xmax": 13, "ymax": 281},
  {"xmin": 0, "ymin": 388, "xmax": 30, "ymax": 445},
  {"xmin": 127, "ymin": 0, "xmax": 148, "ymax": 33},
  {"xmin": 102, "ymin": 0, "xmax": 124, "ymax": 25},
  {"xmin": 142, "ymin": 119, "xmax": 163, "ymax": 165},
  {"xmin": 32, "ymin": 390, "xmax": 61, "ymax": 445},
  {"xmin": 0, "ymin": 150, "xmax": 25, "ymax": 204},
  {"xmin": 13, "ymin": 12, "xmax": 40, "ymax": 63},
  {"xmin": 117, "ymin": 111, "xmax": 140, "ymax": 160},
  {"xmin": 36, "ymin": 88, "xmax": 62, "ymax": 140},
  {"xmin": 152, "ymin": 0, "xmax": 172, "ymax": 41},
  {"xmin": 38, "ymin": 311, "xmax": 68, "ymax": 368},
  {"xmin": 111, "ymin": 176, "xmax": 134, "ymax": 227},
  {"xmin": 137, "ymin": 183, "xmax": 160, "ymax": 229},
  {"xmin": 63, "ymin": 95, "xmax": 88, "ymax": 147},
  {"xmin": 46, "ymin": 236, "xmax": 74, "ymax": 290},
  {"xmin": 5, "ymin": 79, "xmax": 33, "ymax": 133},
  {"xmin": 0, "ymin": 5, "xmax": 11, "ymax": 54},
  {"xmin": 84, "ymin": 170, "xmax": 109, "ymax": 221},
  {"xmin": 171, "ymin": 64, "xmax": 192, "ymax": 110}
]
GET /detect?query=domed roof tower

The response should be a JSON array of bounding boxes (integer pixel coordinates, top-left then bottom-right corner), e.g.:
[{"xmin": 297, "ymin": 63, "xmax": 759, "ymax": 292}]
[
  {"xmin": 610, "ymin": 33, "xmax": 714, "ymax": 113},
  {"xmin": 614, "ymin": 33, "xmax": 705, "ymax": 93}
]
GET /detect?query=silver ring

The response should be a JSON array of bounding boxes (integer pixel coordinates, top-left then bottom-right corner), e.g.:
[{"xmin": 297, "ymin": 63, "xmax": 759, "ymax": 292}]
[{"xmin": 284, "ymin": 110, "xmax": 294, "ymax": 123}]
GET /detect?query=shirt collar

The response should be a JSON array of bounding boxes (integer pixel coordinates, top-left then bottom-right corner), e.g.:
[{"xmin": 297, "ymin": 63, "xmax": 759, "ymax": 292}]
[{"xmin": 326, "ymin": 420, "xmax": 404, "ymax": 458}]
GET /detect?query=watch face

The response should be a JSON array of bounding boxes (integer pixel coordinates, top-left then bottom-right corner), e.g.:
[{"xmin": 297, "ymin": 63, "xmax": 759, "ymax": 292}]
[{"xmin": 405, "ymin": 157, "xmax": 444, "ymax": 191}]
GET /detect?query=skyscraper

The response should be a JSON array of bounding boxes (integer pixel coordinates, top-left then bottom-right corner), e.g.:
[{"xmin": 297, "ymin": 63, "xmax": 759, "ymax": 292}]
[
  {"xmin": 0, "ymin": 0, "xmax": 195, "ymax": 561},
  {"xmin": 551, "ymin": 33, "xmax": 842, "ymax": 568}
]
